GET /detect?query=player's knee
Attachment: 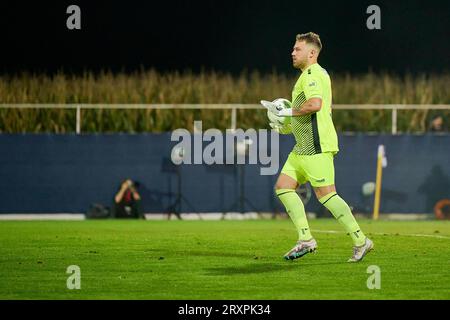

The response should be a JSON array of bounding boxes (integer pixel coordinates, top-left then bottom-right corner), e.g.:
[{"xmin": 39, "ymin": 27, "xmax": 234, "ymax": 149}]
[
  {"xmin": 274, "ymin": 181, "xmax": 296, "ymax": 192},
  {"xmin": 274, "ymin": 181, "xmax": 287, "ymax": 191},
  {"xmin": 313, "ymin": 185, "xmax": 336, "ymax": 200},
  {"xmin": 275, "ymin": 173, "xmax": 299, "ymax": 191}
]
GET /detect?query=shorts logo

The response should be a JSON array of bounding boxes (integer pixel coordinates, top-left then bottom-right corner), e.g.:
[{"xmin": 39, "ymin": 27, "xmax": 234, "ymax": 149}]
[{"xmin": 315, "ymin": 178, "xmax": 325, "ymax": 183}]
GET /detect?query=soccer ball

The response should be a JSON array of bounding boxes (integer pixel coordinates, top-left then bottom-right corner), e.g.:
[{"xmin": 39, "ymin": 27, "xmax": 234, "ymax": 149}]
[{"xmin": 267, "ymin": 98, "xmax": 292, "ymax": 125}]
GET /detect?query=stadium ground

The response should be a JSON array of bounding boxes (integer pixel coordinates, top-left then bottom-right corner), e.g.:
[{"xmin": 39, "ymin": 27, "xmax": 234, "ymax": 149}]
[{"xmin": 0, "ymin": 219, "xmax": 448, "ymax": 300}]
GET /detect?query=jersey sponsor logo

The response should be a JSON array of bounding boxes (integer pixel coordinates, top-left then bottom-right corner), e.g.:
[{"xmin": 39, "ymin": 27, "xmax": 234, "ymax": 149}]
[{"xmin": 308, "ymin": 81, "xmax": 316, "ymax": 87}]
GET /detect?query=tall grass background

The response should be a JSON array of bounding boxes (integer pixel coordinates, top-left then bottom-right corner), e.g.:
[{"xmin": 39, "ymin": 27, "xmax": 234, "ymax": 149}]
[{"xmin": 0, "ymin": 70, "xmax": 448, "ymax": 133}]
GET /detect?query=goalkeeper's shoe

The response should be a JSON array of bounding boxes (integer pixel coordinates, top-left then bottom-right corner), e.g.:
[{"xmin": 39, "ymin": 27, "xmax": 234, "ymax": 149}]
[
  {"xmin": 347, "ymin": 237, "xmax": 373, "ymax": 263},
  {"xmin": 283, "ymin": 238, "xmax": 317, "ymax": 260}
]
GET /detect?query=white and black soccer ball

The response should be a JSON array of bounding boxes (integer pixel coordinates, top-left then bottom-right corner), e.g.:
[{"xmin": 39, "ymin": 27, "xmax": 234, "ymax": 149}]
[{"xmin": 267, "ymin": 98, "xmax": 292, "ymax": 125}]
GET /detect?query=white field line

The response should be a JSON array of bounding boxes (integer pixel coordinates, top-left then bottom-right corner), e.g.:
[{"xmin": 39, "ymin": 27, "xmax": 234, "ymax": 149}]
[
  {"xmin": 312, "ymin": 229, "xmax": 450, "ymax": 240},
  {"xmin": 0, "ymin": 214, "xmax": 86, "ymax": 221}
]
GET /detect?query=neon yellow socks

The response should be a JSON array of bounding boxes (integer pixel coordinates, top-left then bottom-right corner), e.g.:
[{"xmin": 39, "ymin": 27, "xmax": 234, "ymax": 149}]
[
  {"xmin": 319, "ymin": 192, "xmax": 366, "ymax": 246},
  {"xmin": 276, "ymin": 189, "xmax": 312, "ymax": 241},
  {"xmin": 276, "ymin": 188, "xmax": 366, "ymax": 246}
]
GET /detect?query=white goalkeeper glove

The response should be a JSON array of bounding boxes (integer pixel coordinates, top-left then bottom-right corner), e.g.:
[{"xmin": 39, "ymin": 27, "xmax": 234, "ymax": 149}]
[
  {"xmin": 260, "ymin": 100, "xmax": 293, "ymax": 117},
  {"xmin": 269, "ymin": 122, "xmax": 292, "ymax": 134}
]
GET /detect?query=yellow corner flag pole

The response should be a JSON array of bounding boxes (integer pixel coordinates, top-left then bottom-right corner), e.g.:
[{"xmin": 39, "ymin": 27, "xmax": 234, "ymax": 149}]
[{"xmin": 373, "ymin": 145, "xmax": 386, "ymax": 220}]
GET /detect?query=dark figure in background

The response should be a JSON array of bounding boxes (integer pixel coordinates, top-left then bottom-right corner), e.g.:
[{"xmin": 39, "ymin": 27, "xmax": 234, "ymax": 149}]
[
  {"xmin": 429, "ymin": 115, "xmax": 446, "ymax": 132},
  {"xmin": 112, "ymin": 179, "xmax": 144, "ymax": 219},
  {"xmin": 418, "ymin": 165, "xmax": 450, "ymax": 213}
]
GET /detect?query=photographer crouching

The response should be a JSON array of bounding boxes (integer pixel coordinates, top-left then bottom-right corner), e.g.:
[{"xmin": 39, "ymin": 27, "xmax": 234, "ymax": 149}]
[{"xmin": 112, "ymin": 179, "xmax": 144, "ymax": 219}]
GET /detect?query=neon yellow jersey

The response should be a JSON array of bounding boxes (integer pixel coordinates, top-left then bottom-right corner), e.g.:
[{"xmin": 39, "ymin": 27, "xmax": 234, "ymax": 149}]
[{"xmin": 290, "ymin": 63, "xmax": 339, "ymax": 155}]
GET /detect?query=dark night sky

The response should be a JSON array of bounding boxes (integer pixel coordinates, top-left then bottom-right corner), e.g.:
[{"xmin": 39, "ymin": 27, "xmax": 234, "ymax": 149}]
[{"xmin": 0, "ymin": 0, "xmax": 449, "ymax": 75}]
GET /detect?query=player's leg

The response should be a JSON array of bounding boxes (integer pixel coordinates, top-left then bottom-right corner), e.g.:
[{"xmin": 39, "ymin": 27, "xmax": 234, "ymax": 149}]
[
  {"xmin": 314, "ymin": 184, "xmax": 367, "ymax": 246},
  {"xmin": 276, "ymin": 154, "xmax": 312, "ymax": 241},
  {"xmin": 275, "ymin": 174, "xmax": 313, "ymax": 239},
  {"xmin": 316, "ymin": 186, "xmax": 373, "ymax": 262},
  {"xmin": 276, "ymin": 153, "xmax": 317, "ymax": 260},
  {"xmin": 304, "ymin": 153, "xmax": 373, "ymax": 262}
]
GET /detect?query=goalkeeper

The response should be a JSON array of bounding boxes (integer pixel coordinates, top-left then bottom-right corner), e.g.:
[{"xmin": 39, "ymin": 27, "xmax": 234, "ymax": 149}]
[{"xmin": 262, "ymin": 32, "xmax": 373, "ymax": 262}]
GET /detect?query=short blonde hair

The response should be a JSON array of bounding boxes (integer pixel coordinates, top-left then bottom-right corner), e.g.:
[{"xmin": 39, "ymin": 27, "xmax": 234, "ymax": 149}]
[{"xmin": 296, "ymin": 32, "xmax": 322, "ymax": 52}]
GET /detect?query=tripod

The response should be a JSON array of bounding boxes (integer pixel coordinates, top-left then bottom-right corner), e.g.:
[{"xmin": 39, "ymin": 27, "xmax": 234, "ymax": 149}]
[
  {"xmin": 226, "ymin": 163, "xmax": 259, "ymax": 215},
  {"xmin": 167, "ymin": 164, "xmax": 197, "ymax": 220},
  {"xmin": 225, "ymin": 139, "xmax": 260, "ymax": 216}
]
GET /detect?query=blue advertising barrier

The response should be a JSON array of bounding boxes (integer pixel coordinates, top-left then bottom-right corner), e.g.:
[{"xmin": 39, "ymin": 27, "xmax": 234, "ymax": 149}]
[{"xmin": 0, "ymin": 133, "xmax": 449, "ymax": 214}]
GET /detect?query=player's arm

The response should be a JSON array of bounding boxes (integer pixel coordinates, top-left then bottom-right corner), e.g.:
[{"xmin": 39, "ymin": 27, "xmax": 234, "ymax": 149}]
[
  {"xmin": 290, "ymin": 74, "xmax": 323, "ymax": 116},
  {"xmin": 291, "ymin": 98, "xmax": 322, "ymax": 116},
  {"xmin": 265, "ymin": 74, "xmax": 323, "ymax": 117},
  {"xmin": 271, "ymin": 97, "xmax": 322, "ymax": 117}
]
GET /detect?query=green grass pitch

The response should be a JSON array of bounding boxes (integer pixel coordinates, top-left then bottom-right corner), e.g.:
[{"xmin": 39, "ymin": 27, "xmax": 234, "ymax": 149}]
[{"xmin": 0, "ymin": 219, "xmax": 449, "ymax": 300}]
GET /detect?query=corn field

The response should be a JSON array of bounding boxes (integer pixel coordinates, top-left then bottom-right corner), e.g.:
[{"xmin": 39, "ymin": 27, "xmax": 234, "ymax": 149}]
[{"xmin": 0, "ymin": 70, "xmax": 449, "ymax": 133}]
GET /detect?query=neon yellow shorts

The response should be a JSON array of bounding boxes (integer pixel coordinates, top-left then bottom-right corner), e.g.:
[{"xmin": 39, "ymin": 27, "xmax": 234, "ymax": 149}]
[{"xmin": 281, "ymin": 152, "xmax": 336, "ymax": 187}]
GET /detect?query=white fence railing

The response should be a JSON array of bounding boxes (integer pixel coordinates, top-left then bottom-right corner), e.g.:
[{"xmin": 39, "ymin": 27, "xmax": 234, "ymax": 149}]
[{"xmin": 1, "ymin": 104, "xmax": 449, "ymax": 134}]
